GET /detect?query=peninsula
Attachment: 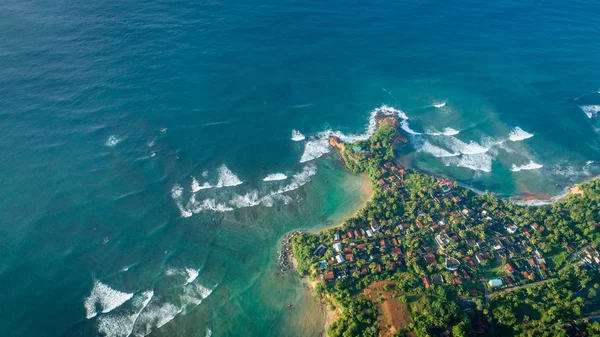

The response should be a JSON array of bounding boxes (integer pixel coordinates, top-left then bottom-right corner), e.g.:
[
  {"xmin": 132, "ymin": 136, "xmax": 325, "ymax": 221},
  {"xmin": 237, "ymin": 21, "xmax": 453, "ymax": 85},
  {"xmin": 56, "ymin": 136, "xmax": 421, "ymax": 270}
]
[{"xmin": 292, "ymin": 115, "xmax": 600, "ymax": 337}]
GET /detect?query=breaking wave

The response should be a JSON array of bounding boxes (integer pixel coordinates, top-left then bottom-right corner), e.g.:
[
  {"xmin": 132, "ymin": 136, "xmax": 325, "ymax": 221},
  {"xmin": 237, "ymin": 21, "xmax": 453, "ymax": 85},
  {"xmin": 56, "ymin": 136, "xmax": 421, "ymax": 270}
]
[
  {"xmin": 190, "ymin": 198, "xmax": 234, "ymax": 213},
  {"xmin": 191, "ymin": 177, "xmax": 212, "ymax": 192},
  {"xmin": 263, "ymin": 173, "xmax": 288, "ymax": 181},
  {"xmin": 215, "ymin": 165, "xmax": 243, "ymax": 188},
  {"xmin": 511, "ymin": 161, "xmax": 543, "ymax": 172},
  {"xmin": 299, "ymin": 105, "xmax": 406, "ymax": 163},
  {"xmin": 291, "ymin": 130, "xmax": 306, "ymax": 141},
  {"xmin": 97, "ymin": 290, "xmax": 154, "ymax": 337},
  {"xmin": 442, "ymin": 136, "xmax": 489, "ymax": 155},
  {"xmin": 443, "ymin": 153, "xmax": 493, "ymax": 173},
  {"xmin": 508, "ymin": 127, "xmax": 534, "ymax": 142},
  {"xmin": 418, "ymin": 141, "xmax": 460, "ymax": 158},
  {"xmin": 105, "ymin": 135, "xmax": 121, "ymax": 147},
  {"xmin": 433, "ymin": 102, "xmax": 446, "ymax": 108},
  {"xmin": 426, "ymin": 127, "xmax": 460, "ymax": 136},
  {"xmin": 580, "ymin": 105, "xmax": 600, "ymax": 118},
  {"xmin": 84, "ymin": 280, "xmax": 134, "ymax": 319}
]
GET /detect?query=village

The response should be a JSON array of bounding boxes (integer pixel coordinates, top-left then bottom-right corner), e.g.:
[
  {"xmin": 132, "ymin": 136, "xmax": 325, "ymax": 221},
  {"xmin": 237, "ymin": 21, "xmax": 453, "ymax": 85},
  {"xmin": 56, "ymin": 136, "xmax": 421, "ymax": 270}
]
[
  {"xmin": 304, "ymin": 158, "xmax": 566, "ymax": 295},
  {"xmin": 292, "ymin": 122, "xmax": 600, "ymax": 337}
]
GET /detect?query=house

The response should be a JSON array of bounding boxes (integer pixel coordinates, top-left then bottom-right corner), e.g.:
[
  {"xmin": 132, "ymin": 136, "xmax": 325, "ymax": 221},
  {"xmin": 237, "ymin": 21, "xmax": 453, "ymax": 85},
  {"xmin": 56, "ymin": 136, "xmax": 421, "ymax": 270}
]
[
  {"xmin": 333, "ymin": 243, "xmax": 343, "ymax": 253},
  {"xmin": 378, "ymin": 179, "xmax": 386, "ymax": 186},
  {"xmin": 346, "ymin": 230, "xmax": 353, "ymax": 239},
  {"xmin": 392, "ymin": 238, "xmax": 399, "ymax": 246},
  {"xmin": 380, "ymin": 239, "xmax": 387, "ymax": 248},
  {"xmin": 423, "ymin": 277, "xmax": 431, "ymax": 288},
  {"xmin": 435, "ymin": 234, "xmax": 451, "ymax": 249},
  {"xmin": 488, "ymin": 279, "xmax": 503, "ymax": 287},
  {"xmin": 313, "ymin": 244, "xmax": 327, "ymax": 257},
  {"xmin": 416, "ymin": 219, "xmax": 424, "ymax": 228},
  {"xmin": 503, "ymin": 277, "xmax": 514, "ymax": 287},
  {"xmin": 424, "ymin": 253, "xmax": 437, "ymax": 265},
  {"xmin": 333, "ymin": 233, "xmax": 340, "ymax": 241},
  {"xmin": 505, "ymin": 263, "xmax": 515, "ymax": 274},
  {"xmin": 324, "ymin": 271, "xmax": 335, "ymax": 281},
  {"xmin": 354, "ymin": 230, "xmax": 361, "ymax": 238},
  {"xmin": 345, "ymin": 254, "xmax": 355, "ymax": 262},
  {"xmin": 505, "ymin": 225, "xmax": 518, "ymax": 234},
  {"xmin": 392, "ymin": 248, "xmax": 402, "ymax": 256},
  {"xmin": 475, "ymin": 252, "xmax": 491, "ymax": 264},
  {"xmin": 366, "ymin": 229, "xmax": 374, "ymax": 237},
  {"xmin": 335, "ymin": 254, "xmax": 346, "ymax": 264},
  {"xmin": 453, "ymin": 277, "xmax": 463, "ymax": 285},
  {"xmin": 431, "ymin": 275, "xmax": 444, "ymax": 285}
]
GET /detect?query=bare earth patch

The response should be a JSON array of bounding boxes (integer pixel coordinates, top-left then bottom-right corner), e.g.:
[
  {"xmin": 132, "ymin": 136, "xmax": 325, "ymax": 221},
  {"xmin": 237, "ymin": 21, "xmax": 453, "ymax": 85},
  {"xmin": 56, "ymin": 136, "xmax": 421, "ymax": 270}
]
[{"xmin": 360, "ymin": 281, "xmax": 413, "ymax": 337}]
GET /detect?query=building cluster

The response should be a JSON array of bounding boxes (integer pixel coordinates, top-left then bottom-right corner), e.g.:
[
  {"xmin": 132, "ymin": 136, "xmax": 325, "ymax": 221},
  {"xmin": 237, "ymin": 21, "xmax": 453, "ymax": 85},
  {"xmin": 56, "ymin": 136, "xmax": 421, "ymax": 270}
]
[{"xmin": 305, "ymin": 159, "xmax": 554, "ymax": 295}]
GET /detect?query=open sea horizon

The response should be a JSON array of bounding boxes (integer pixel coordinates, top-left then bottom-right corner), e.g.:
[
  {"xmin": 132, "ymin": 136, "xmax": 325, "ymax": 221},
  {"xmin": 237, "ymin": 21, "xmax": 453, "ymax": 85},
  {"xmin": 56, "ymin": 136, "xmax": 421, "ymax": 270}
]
[{"xmin": 2, "ymin": 0, "xmax": 600, "ymax": 336}]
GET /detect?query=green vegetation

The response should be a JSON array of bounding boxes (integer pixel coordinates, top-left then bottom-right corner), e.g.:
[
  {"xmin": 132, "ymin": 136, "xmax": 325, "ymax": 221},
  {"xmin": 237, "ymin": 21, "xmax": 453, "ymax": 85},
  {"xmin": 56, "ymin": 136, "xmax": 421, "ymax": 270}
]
[{"xmin": 292, "ymin": 121, "xmax": 600, "ymax": 337}]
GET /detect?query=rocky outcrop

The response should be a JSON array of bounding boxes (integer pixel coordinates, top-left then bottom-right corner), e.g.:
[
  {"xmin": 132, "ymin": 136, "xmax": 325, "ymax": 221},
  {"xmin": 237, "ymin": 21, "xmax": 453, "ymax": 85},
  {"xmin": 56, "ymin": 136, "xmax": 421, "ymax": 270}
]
[
  {"xmin": 377, "ymin": 116, "xmax": 399, "ymax": 129},
  {"xmin": 329, "ymin": 136, "xmax": 345, "ymax": 151}
]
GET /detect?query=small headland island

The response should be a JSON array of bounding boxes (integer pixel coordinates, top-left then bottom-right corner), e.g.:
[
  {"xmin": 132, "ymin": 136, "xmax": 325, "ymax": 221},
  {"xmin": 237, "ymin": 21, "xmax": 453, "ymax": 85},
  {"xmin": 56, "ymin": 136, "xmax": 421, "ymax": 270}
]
[{"xmin": 290, "ymin": 113, "xmax": 600, "ymax": 337}]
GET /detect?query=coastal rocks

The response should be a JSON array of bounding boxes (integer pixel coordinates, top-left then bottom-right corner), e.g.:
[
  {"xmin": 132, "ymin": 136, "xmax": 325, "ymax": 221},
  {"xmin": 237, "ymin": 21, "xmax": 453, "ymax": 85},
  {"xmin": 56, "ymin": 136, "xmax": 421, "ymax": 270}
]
[
  {"xmin": 329, "ymin": 136, "xmax": 345, "ymax": 151},
  {"xmin": 377, "ymin": 116, "xmax": 399, "ymax": 129},
  {"xmin": 277, "ymin": 230, "xmax": 305, "ymax": 276}
]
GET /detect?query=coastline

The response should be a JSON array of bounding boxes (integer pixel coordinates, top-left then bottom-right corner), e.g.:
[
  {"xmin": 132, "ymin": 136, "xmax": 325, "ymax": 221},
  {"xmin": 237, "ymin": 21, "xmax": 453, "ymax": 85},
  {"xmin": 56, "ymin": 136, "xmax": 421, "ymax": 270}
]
[{"xmin": 287, "ymin": 172, "xmax": 373, "ymax": 335}]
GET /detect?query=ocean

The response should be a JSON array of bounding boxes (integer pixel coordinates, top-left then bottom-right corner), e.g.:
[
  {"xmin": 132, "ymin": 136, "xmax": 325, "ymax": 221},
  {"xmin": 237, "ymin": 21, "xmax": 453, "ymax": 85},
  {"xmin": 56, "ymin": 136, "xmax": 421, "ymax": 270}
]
[{"xmin": 1, "ymin": 0, "xmax": 600, "ymax": 336}]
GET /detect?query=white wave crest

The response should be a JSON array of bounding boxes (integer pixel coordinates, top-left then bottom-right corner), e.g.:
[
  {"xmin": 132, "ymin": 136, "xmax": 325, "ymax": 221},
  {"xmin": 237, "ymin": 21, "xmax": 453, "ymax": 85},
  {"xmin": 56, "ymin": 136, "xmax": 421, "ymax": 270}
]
[
  {"xmin": 205, "ymin": 328, "xmax": 212, "ymax": 337},
  {"xmin": 511, "ymin": 161, "xmax": 543, "ymax": 172},
  {"xmin": 277, "ymin": 164, "xmax": 317, "ymax": 194},
  {"xmin": 84, "ymin": 280, "xmax": 134, "ymax": 319},
  {"xmin": 191, "ymin": 177, "xmax": 212, "ymax": 192},
  {"xmin": 171, "ymin": 183, "xmax": 184, "ymax": 199},
  {"xmin": 215, "ymin": 165, "xmax": 243, "ymax": 188},
  {"xmin": 176, "ymin": 202, "xmax": 193, "ymax": 218},
  {"xmin": 97, "ymin": 290, "xmax": 154, "ymax": 337},
  {"xmin": 291, "ymin": 130, "xmax": 306, "ymax": 141},
  {"xmin": 229, "ymin": 191, "xmax": 262, "ymax": 208},
  {"xmin": 132, "ymin": 300, "xmax": 183, "ymax": 336},
  {"xmin": 442, "ymin": 136, "xmax": 489, "ymax": 155},
  {"xmin": 580, "ymin": 105, "xmax": 600, "ymax": 118},
  {"xmin": 426, "ymin": 127, "xmax": 460, "ymax": 136},
  {"xmin": 105, "ymin": 135, "xmax": 121, "ymax": 147},
  {"xmin": 180, "ymin": 283, "xmax": 214, "ymax": 313},
  {"xmin": 418, "ymin": 141, "xmax": 460, "ymax": 158},
  {"xmin": 443, "ymin": 153, "xmax": 492, "ymax": 173},
  {"xmin": 299, "ymin": 136, "xmax": 330, "ymax": 163},
  {"xmin": 263, "ymin": 173, "xmax": 288, "ymax": 181},
  {"xmin": 191, "ymin": 198, "xmax": 233, "ymax": 213},
  {"xmin": 299, "ymin": 105, "xmax": 408, "ymax": 163},
  {"xmin": 508, "ymin": 127, "xmax": 534, "ymax": 142},
  {"xmin": 184, "ymin": 268, "xmax": 199, "ymax": 285},
  {"xmin": 433, "ymin": 102, "xmax": 446, "ymax": 108}
]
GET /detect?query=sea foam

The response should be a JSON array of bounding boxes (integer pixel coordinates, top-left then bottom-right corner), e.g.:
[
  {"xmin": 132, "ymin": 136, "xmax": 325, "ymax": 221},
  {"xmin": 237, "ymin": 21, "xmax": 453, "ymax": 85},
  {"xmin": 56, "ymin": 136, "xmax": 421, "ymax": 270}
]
[
  {"xmin": 291, "ymin": 130, "xmax": 306, "ymax": 141},
  {"xmin": 511, "ymin": 161, "xmax": 543, "ymax": 172},
  {"xmin": 443, "ymin": 153, "xmax": 493, "ymax": 173},
  {"xmin": 263, "ymin": 173, "xmax": 288, "ymax": 181},
  {"xmin": 84, "ymin": 280, "xmax": 134, "ymax": 319},
  {"xmin": 580, "ymin": 105, "xmax": 600, "ymax": 118},
  {"xmin": 215, "ymin": 165, "xmax": 243, "ymax": 188},
  {"xmin": 508, "ymin": 127, "xmax": 534, "ymax": 142},
  {"xmin": 433, "ymin": 102, "xmax": 446, "ymax": 108},
  {"xmin": 191, "ymin": 177, "xmax": 212, "ymax": 192},
  {"xmin": 96, "ymin": 290, "xmax": 154, "ymax": 337},
  {"xmin": 299, "ymin": 105, "xmax": 406, "ymax": 163},
  {"xmin": 105, "ymin": 135, "xmax": 121, "ymax": 147},
  {"xmin": 425, "ymin": 127, "xmax": 460, "ymax": 136},
  {"xmin": 418, "ymin": 141, "xmax": 460, "ymax": 158}
]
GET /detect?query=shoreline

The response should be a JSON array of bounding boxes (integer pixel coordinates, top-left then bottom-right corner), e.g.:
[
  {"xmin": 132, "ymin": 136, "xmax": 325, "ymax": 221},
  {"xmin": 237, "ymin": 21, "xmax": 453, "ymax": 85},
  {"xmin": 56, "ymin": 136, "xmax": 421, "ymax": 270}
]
[{"xmin": 284, "ymin": 172, "xmax": 373, "ymax": 335}]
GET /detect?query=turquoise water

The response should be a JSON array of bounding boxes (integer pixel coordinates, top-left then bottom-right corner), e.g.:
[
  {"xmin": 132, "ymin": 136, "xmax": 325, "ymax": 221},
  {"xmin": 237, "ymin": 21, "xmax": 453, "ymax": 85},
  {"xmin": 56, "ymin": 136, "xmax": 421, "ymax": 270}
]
[{"xmin": 2, "ymin": 0, "xmax": 600, "ymax": 336}]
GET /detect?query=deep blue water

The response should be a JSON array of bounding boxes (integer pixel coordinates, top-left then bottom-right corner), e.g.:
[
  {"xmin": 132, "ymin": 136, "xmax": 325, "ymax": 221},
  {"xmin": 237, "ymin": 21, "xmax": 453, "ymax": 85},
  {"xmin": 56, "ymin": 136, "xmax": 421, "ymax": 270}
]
[{"xmin": 2, "ymin": 0, "xmax": 600, "ymax": 336}]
